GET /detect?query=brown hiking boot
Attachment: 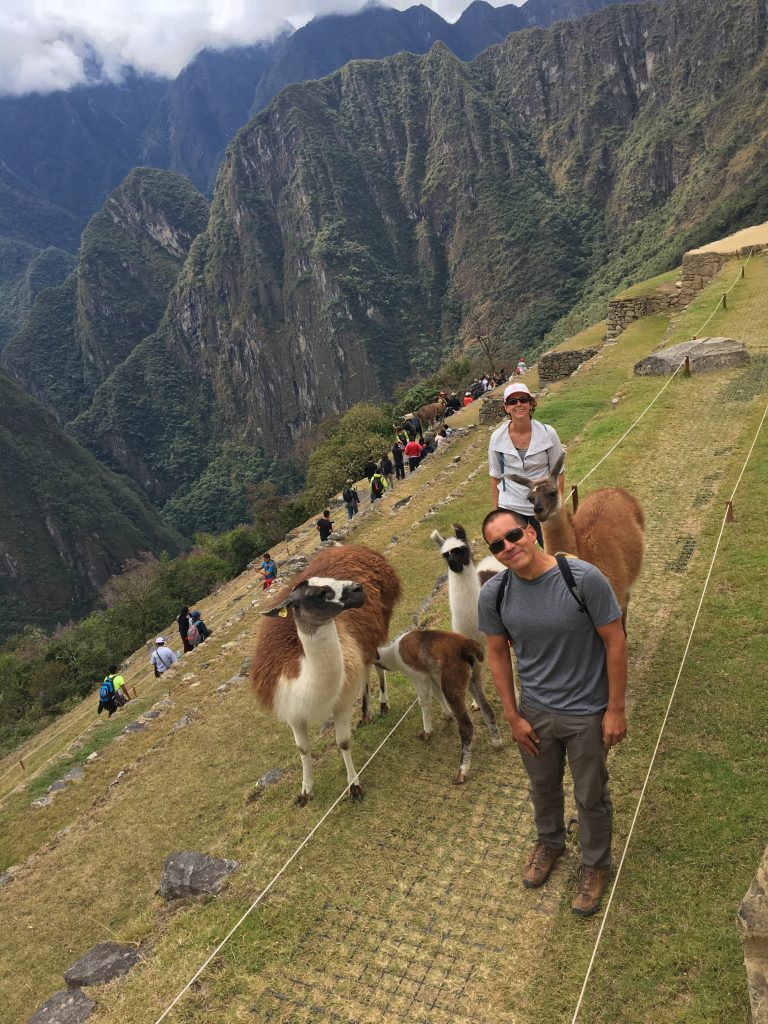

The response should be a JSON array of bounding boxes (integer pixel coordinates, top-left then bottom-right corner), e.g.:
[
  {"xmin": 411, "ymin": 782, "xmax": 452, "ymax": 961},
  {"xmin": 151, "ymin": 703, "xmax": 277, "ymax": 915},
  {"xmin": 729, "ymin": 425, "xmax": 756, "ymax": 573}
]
[
  {"xmin": 522, "ymin": 841, "xmax": 564, "ymax": 889},
  {"xmin": 571, "ymin": 865, "xmax": 610, "ymax": 916}
]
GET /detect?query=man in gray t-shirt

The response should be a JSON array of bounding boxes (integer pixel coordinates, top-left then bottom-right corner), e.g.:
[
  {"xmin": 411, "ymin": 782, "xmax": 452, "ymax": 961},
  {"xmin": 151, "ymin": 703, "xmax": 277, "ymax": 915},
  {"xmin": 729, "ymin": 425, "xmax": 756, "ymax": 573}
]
[{"xmin": 478, "ymin": 509, "xmax": 628, "ymax": 917}]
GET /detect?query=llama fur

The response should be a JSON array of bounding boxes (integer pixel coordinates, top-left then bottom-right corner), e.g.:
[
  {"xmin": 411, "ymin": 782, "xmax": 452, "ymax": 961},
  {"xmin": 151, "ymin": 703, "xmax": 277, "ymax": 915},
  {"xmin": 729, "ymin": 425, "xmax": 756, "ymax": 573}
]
[
  {"xmin": 376, "ymin": 630, "xmax": 487, "ymax": 783},
  {"xmin": 510, "ymin": 453, "xmax": 645, "ymax": 632},
  {"xmin": 252, "ymin": 545, "xmax": 401, "ymax": 804}
]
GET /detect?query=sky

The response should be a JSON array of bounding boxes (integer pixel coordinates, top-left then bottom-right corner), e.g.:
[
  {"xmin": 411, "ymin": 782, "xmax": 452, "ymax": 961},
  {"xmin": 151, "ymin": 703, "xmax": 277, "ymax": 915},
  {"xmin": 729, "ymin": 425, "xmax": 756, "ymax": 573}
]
[{"xmin": 0, "ymin": 0, "xmax": 523, "ymax": 98}]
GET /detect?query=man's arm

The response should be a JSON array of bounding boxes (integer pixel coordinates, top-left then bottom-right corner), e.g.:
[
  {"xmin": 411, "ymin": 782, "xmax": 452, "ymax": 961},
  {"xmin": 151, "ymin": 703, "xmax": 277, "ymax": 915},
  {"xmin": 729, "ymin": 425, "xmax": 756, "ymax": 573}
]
[
  {"xmin": 595, "ymin": 617, "xmax": 628, "ymax": 748},
  {"xmin": 485, "ymin": 633, "xmax": 539, "ymax": 755}
]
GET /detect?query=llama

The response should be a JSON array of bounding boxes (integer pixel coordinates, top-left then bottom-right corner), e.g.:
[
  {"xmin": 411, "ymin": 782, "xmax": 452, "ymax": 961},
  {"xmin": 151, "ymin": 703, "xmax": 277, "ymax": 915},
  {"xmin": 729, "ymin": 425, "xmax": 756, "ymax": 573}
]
[
  {"xmin": 510, "ymin": 453, "xmax": 645, "ymax": 632},
  {"xmin": 252, "ymin": 545, "xmax": 401, "ymax": 805},
  {"xmin": 430, "ymin": 524, "xmax": 505, "ymax": 745},
  {"xmin": 415, "ymin": 396, "xmax": 447, "ymax": 430},
  {"xmin": 376, "ymin": 630, "xmax": 486, "ymax": 784}
]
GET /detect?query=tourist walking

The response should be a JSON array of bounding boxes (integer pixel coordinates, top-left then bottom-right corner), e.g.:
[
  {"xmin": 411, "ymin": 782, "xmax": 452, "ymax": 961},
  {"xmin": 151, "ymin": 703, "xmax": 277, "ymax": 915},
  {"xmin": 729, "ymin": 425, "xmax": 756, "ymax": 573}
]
[
  {"xmin": 151, "ymin": 637, "xmax": 178, "ymax": 678},
  {"xmin": 342, "ymin": 480, "xmax": 360, "ymax": 519},
  {"xmin": 391, "ymin": 440, "xmax": 406, "ymax": 480},
  {"xmin": 404, "ymin": 437, "xmax": 423, "ymax": 472},
  {"xmin": 478, "ymin": 508, "xmax": 627, "ymax": 917},
  {"xmin": 316, "ymin": 510, "xmax": 334, "ymax": 541},
  {"xmin": 257, "ymin": 552, "xmax": 278, "ymax": 591},
  {"xmin": 178, "ymin": 606, "xmax": 194, "ymax": 653},
  {"xmin": 369, "ymin": 470, "xmax": 387, "ymax": 501},
  {"xmin": 379, "ymin": 452, "xmax": 394, "ymax": 489}
]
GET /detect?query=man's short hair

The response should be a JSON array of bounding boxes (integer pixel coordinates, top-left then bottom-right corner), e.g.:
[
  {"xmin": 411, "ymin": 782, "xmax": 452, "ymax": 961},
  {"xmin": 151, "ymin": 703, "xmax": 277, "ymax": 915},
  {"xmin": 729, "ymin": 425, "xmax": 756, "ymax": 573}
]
[
  {"xmin": 323, "ymin": 509, "xmax": 330, "ymax": 516},
  {"xmin": 262, "ymin": 552, "xmax": 270, "ymax": 559},
  {"xmin": 481, "ymin": 508, "xmax": 529, "ymax": 537}
]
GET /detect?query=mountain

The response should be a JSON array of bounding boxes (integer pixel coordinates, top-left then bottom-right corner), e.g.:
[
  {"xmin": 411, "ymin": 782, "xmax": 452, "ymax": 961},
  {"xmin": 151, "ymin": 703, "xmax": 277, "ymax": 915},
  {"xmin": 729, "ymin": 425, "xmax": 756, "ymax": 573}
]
[
  {"xmin": 2, "ymin": 168, "xmax": 209, "ymax": 423},
  {"xmin": 0, "ymin": 365, "xmax": 181, "ymax": 634}
]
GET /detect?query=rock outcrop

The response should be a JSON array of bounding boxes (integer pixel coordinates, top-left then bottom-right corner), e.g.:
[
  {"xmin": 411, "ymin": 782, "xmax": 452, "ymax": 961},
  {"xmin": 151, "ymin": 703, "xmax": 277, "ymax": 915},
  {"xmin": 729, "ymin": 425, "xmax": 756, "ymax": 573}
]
[
  {"xmin": 159, "ymin": 851, "xmax": 239, "ymax": 899},
  {"xmin": 634, "ymin": 338, "xmax": 749, "ymax": 376}
]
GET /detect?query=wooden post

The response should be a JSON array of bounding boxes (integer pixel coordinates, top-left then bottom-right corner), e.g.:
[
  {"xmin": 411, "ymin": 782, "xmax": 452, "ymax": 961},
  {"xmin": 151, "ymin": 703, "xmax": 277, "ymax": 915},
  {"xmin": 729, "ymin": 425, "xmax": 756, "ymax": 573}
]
[
  {"xmin": 741, "ymin": 265, "xmax": 745, "ymax": 278},
  {"xmin": 684, "ymin": 356, "xmax": 691, "ymax": 377},
  {"xmin": 571, "ymin": 485, "xmax": 579, "ymax": 513},
  {"xmin": 725, "ymin": 501, "xmax": 736, "ymax": 524},
  {"xmin": 19, "ymin": 758, "xmax": 25, "ymax": 772},
  {"xmin": 722, "ymin": 293, "xmax": 727, "ymax": 309}
]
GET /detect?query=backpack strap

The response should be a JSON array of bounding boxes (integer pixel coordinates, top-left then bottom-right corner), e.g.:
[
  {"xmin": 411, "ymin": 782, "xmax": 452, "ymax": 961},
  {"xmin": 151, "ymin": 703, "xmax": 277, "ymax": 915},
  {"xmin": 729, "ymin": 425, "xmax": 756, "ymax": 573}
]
[
  {"xmin": 494, "ymin": 569, "xmax": 512, "ymax": 637},
  {"xmin": 555, "ymin": 554, "xmax": 594, "ymax": 627}
]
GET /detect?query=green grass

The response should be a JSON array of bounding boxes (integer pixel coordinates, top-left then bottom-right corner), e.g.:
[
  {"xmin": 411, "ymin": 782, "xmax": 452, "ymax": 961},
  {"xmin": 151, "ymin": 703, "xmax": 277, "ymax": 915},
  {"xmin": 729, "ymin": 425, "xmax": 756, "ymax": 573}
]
[
  {"xmin": 1, "ymin": 256, "xmax": 766, "ymax": 1024},
  {"xmin": 614, "ymin": 267, "xmax": 682, "ymax": 300}
]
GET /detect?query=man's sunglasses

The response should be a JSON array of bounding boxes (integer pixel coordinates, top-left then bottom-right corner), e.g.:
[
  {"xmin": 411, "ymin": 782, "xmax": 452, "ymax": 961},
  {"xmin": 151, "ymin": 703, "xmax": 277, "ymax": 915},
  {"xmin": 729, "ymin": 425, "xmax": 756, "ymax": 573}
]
[
  {"xmin": 504, "ymin": 394, "xmax": 531, "ymax": 406},
  {"xmin": 487, "ymin": 527, "xmax": 527, "ymax": 554}
]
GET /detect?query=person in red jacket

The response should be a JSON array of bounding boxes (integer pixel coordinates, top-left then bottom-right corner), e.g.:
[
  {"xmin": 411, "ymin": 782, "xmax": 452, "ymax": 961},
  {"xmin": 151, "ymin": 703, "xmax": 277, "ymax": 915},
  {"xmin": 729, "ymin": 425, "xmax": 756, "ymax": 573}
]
[
  {"xmin": 404, "ymin": 437, "xmax": 423, "ymax": 473},
  {"xmin": 463, "ymin": 392, "xmax": 473, "ymax": 407}
]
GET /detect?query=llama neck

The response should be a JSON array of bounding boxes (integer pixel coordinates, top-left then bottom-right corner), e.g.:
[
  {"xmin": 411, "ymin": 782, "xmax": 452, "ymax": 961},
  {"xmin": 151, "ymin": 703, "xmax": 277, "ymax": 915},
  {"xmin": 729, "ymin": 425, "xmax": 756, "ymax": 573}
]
[
  {"xmin": 541, "ymin": 503, "xmax": 577, "ymax": 556},
  {"xmin": 294, "ymin": 619, "xmax": 345, "ymax": 700},
  {"xmin": 447, "ymin": 564, "xmax": 480, "ymax": 636}
]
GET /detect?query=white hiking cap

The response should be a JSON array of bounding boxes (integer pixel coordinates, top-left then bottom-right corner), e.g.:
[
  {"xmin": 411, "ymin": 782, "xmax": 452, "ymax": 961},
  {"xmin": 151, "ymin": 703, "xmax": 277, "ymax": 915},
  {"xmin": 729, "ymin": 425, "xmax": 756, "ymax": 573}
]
[
  {"xmin": 503, "ymin": 381, "xmax": 532, "ymax": 401},
  {"xmin": 155, "ymin": 636, "xmax": 165, "ymax": 644}
]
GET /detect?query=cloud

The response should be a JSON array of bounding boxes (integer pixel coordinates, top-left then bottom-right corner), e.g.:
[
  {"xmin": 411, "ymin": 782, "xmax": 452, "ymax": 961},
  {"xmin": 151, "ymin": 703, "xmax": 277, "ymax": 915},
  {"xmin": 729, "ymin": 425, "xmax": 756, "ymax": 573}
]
[{"xmin": 0, "ymin": 0, "xmax": 517, "ymax": 98}]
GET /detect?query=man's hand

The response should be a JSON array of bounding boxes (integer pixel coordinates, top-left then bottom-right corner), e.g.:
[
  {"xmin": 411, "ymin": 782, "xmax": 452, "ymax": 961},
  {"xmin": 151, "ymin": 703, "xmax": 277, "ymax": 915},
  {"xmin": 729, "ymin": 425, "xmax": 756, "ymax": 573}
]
[
  {"xmin": 509, "ymin": 714, "xmax": 540, "ymax": 755},
  {"xmin": 602, "ymin": 708, "xmax": 627, "ymax": 749}
]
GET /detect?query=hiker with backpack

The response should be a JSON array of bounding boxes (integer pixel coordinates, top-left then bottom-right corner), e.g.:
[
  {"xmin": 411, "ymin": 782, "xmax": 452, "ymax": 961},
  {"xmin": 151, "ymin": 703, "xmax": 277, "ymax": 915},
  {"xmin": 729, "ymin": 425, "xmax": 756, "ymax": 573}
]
[
  {"xmin": 257, "ymin": 552, "xmax": 278, "ymax": 590},
  {"xmin": 97, "ymin": 676, "xmax": 119, "ymax": 716},
  {"xmin": 178, "ymin": 606, "xmax": 194, "ymax": 653},
  {"xmin": 478, "ymin": 508, "xmax": 627, "ymax": 918},
  {"xmin": 369, "ymin": 470, "xmax": 387, "ymax": 502},
  {"xmin": 379, "ymin": 452, "xmax": 394, "ymax": 490},
  {"xmin": 342, "ymin": 480, "xmax": 360, "ymax": 519},
  {"xmin": 190, "ymin": 610, "xmax": 212, "ymax": 644},
  {"xmin": 151, "ymin": 637, "xmax": 178, "ymax": 678},
  {"xmin": 105, "ymin": 665, "xmax": 130, "ymax": 704}
]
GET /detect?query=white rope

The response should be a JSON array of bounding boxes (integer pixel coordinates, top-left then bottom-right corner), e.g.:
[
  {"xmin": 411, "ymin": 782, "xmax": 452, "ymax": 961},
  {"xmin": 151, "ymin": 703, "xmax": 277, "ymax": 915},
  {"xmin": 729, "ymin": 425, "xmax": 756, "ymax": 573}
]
[
  {"xmin": 152, "ymin": 698, "xmax": 418, "ymax": 1024},
  {"xmin": 570, "ymin": 394, "xmax": 768, "ymax": 1023},
  {"xmin": 574, "ymin": 360, "xmax": 685, "ymax": 491},
  {"xmin": 692, "ymin": 248, "xmax": 753, "ymax": 338}
]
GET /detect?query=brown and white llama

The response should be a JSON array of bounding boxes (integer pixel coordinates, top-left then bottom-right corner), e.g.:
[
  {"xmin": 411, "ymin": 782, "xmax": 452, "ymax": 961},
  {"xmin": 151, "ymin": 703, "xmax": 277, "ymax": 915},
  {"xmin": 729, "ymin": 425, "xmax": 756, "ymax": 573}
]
[
  {"xmin": 431, "ymin": 524, "xmax": 506, "ymax": 744},
  {"xmin": 376, "ymin": 630, "xmax": 486, "ymax": 784},
  {"xmin": 252, "ymin": 545, "xmax": 401, "ymax": 805},
  {"xmin": 510, "ymin": 454, "xmax": 645, "ymax": 632}
]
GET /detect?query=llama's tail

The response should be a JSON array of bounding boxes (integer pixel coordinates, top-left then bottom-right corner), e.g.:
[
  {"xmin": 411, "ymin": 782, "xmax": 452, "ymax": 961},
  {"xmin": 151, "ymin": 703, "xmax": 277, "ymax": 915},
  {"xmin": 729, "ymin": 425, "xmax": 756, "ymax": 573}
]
[{"xmin": 460, "ymin": 639, "xmax": 485, "ymax": 665}]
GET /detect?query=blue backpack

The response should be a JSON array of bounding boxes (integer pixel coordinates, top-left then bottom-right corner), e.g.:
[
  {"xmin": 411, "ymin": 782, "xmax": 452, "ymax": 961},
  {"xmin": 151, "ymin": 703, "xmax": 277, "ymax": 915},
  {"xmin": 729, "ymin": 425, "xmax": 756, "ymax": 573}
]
[{"xmin": 99, "ymin": 678, "xmax": 115, "ymax": 704}]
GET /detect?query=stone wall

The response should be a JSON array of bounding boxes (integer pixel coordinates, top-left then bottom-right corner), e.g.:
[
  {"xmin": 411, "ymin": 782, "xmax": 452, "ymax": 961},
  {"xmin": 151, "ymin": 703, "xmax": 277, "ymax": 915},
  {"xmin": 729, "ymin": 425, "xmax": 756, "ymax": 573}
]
[
  {"xmin": 606, "ymin": 289, "xmax": 682, "ymax": 341},
  {"xmin": 479, "ymin": 396, "xmax": 505, "ymax": 425},
  {"xmin": 538, "ymin": 347, "xmax": 599, "ymax": 387}
]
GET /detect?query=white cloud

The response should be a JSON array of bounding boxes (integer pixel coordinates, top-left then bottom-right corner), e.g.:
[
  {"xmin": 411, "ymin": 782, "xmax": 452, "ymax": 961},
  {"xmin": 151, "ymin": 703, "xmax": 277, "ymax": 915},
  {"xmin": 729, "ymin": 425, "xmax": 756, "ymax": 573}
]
[{"xmin": 0, "ymin": 1, "xmax": 521, "ymax": 97}]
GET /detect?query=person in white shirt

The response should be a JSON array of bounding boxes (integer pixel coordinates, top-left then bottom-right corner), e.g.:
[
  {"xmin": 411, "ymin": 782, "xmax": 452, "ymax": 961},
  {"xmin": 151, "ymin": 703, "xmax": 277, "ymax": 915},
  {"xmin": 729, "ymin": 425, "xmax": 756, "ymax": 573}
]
[
  {"xmin": 488, "ymin": 382, "xmax": 564, "ymax": 546},
  {"xmin": 151, "ymin": 637, "xmax": 178, "ymax": 677}
]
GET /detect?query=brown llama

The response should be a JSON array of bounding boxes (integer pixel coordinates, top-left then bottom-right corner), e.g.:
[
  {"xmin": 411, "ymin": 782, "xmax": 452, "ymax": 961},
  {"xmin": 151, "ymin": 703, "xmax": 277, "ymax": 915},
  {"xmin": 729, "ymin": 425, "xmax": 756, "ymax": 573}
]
[
  {"xmin": 375, "ymin": 630, "xmax": 487, "ymax": 784},
  {"xmin": 414, "ymin": 396, "xmax": 447, "ymax": 430},
  {"xmin": 510, "ymin": 454, "xmax": 645, "ymax": 632},
  {"xmin": 252, "ymin": 545, "xmax": 401, "ymax": 804}
]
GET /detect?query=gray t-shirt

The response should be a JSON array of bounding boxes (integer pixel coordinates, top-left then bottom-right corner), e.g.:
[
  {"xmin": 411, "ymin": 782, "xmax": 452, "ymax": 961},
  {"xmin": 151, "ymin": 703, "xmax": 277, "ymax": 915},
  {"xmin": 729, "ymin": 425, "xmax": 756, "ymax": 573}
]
[{"xmin": 477, "ymin": 559, "xmax": 622, "ymax": 715}]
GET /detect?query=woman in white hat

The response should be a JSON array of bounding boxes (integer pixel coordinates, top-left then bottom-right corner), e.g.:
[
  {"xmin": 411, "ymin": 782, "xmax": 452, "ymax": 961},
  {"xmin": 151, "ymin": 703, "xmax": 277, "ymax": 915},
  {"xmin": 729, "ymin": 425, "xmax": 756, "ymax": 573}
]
[{"xmin": 488, "ymin": 381, "xmax": 564, "ymax": 545}]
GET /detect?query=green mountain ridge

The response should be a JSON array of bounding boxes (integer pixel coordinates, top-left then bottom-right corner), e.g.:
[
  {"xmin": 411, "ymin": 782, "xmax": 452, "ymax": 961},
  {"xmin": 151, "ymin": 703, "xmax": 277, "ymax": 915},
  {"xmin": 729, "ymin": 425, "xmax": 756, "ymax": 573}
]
[{"xmin": 0, "ymin": 366, "xmax": 181, "ymax": 634}]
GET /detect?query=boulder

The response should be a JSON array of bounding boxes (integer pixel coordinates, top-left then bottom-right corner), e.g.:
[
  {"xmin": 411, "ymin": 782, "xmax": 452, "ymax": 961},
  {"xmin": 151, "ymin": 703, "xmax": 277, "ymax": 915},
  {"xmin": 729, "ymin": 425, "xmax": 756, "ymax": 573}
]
[
  {"xmin": 27, "ymin": 989, "xmax": 96, "ymax": 1024},
  {"xmin": 63, "ymin": 942, "xmax": 140, "ymax": 987},
  {"xmin": 159, "ymin": 851, "xmax": 239, "ymax": 899},
  {"xmin": 634, "ymin": 338, "xmax": 749, "ymax": 376}
]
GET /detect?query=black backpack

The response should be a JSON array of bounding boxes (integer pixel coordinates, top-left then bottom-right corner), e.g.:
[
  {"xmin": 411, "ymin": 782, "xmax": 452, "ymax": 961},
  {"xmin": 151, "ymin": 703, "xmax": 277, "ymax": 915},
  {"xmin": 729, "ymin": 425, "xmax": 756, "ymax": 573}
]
[
  {"xmin": 343, "ymin": 486, "xmax": 354, "ymax": 503},
  {"xmin": 371, "ymin": 475, "xmax": 384, "ymax": 496}
]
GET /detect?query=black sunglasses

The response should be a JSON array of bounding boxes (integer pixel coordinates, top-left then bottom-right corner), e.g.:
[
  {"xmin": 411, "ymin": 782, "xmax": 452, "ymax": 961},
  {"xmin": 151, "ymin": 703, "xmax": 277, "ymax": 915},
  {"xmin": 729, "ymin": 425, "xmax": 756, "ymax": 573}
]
[
  {"xmin": 487, "ymin": 526, "xmax": 527, "ymax": 554},
  {"xmin": 505, "ymin": 394, "xmax": 531, "ymax": 406}
]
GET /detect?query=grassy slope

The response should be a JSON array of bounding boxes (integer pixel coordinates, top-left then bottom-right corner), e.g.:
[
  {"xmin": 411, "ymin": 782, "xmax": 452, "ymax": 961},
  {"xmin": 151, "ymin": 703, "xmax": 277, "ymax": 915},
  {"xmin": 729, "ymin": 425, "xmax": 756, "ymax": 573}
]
[{"xmin": 0, "ymin": 256, "xmax": 766, "ymax": 1022}]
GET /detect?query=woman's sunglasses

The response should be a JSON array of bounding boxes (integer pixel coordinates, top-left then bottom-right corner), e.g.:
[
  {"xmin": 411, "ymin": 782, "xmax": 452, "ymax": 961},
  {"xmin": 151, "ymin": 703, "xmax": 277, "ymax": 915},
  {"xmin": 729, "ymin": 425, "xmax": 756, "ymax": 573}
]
[
  {"xmin": 487, "ymin": 527, "xmax": 527, "ymax": 554},
  {"xmin": 504, "ymin": 394, "xmax": 531, "ymax": 406}
]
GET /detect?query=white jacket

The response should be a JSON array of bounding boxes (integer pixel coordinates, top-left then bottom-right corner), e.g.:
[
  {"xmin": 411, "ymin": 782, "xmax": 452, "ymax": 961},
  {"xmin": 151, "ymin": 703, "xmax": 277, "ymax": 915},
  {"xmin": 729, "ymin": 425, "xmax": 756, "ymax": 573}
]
[{"xmin": 488, "ymin": 418, "xmax": 564, "ymax": 514}]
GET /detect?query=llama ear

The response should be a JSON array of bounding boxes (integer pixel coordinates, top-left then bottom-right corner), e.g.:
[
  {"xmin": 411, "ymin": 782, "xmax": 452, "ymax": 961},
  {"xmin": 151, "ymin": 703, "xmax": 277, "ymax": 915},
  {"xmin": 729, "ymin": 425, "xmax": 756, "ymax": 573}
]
[
  {"xmin": 262, "ymin": 599, "xmax": 292, "ymax": 618},
  {"xmin": 452, "ymin": 523, "xmax": 468, "ymax": 543},
  {"xmin": 551, "ymin": 453, "xmax": 565, "ymax": 479},
  {"xmin": 430, "ymin": 529, "xmax": 446, "ymax": 547},
  {"xmin": 509, "ymin": 473, "xmax": 531, "ymax": 487}
]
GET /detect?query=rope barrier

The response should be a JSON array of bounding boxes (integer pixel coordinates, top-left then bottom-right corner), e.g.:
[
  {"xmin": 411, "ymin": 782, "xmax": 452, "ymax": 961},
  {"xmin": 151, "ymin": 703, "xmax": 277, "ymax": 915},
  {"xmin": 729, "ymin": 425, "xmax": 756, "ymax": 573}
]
[
  {"xmin": 569, "ymin": 393, "xmax": 768, "ymax": 1024},
  {"xmin": 152, "ymin": 698, "xmax": 418, "ymax": 1024}
]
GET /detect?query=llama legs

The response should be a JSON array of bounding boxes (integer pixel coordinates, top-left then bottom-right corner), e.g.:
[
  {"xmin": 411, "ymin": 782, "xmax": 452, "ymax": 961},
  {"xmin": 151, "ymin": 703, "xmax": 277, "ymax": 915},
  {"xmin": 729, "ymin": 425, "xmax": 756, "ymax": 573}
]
[
  {"xmin": 333, "ymin": 703, "xmax": 363, "ymax": 801},
  {"xmin": 360, "ymin": 666, "xmax": 390, "ymax": 726},
  {"xmin": 290, "ymin": 721, "xmax": 313, "ymax": 806},
  {"xmin": 444, "ymin": 690, "xmax": 474, "ymax": 784},
  {"xmin": 469, "ymin": 662, "xmax": 503, "ymax": 749},
  {"xmin": 412, "ymin": 674, "xmax": 433, "ymax": 740}
]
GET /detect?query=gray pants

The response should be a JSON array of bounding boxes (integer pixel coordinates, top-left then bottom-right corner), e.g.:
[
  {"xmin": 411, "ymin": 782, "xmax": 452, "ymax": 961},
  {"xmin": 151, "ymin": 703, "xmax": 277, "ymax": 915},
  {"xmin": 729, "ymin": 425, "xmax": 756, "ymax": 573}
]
[{"xmin": 519, "ymin": 703, "xmax": 612, "ymax": 869}]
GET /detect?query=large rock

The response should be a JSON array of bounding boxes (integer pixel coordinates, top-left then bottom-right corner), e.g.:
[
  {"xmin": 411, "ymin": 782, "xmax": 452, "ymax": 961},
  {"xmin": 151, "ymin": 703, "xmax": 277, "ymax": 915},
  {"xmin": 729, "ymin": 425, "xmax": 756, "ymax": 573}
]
[
  {"xmin": 63, "ymin": 942, "xmax": 140, "ymax": 988},
  {"xmin": 634, "ymin": 338, "xmax": 749, "ymax": 377},
  {"xmin": 738, "ymin": 847, "xmax": 768, "ymax": 1023},
  {"xmin": 159, "ymin": 851, "xmax": 239, "ymax": 899},
  {"xmin": 27, "ymin": 989, "xmax": 96, "ymax": 1024}
]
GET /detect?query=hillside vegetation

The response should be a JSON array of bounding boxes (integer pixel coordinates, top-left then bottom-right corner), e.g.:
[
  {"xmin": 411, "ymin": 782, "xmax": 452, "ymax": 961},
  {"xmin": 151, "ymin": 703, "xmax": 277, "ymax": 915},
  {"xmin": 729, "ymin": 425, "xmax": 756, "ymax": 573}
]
[{"xmin": 1, "ymin": 255, "xmax": 765, "ymax": 1023}]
